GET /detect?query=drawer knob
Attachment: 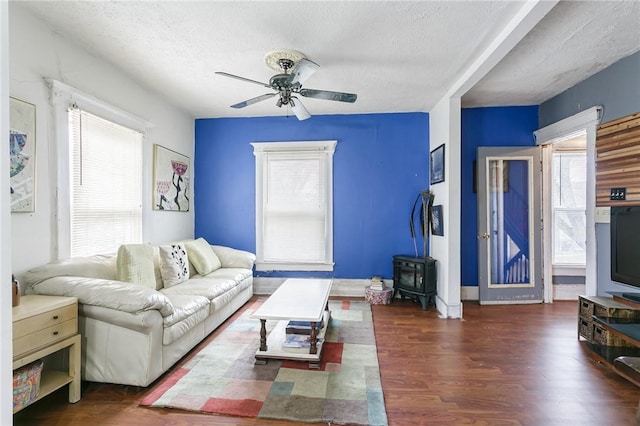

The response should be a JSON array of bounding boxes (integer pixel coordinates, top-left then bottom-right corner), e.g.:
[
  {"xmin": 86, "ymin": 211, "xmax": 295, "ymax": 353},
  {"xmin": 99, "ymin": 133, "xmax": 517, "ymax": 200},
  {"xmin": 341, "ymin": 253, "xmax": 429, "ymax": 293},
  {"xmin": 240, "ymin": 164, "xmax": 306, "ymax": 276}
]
[{"xmin": 53, "ymin": 331, "xmax": 59, "ymax": 336}]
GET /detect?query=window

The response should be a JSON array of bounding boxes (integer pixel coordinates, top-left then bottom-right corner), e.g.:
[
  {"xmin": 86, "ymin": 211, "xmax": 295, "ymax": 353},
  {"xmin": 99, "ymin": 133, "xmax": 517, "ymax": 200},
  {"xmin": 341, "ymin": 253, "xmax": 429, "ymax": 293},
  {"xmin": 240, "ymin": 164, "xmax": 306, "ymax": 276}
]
[
  {"xmin": 50, "ymin": 80, "xmax": 151, "ymax": 259},
  {"xmin": 552, "ymin": 151, "xmax": 586, "ymax": 265},
  {"xmin": 68, "ymin": 109, "xmax": 143, "ymax": 257},
  {"xmin": 251, "ymin": 141, "xmax": 336, "ymax": 271}
]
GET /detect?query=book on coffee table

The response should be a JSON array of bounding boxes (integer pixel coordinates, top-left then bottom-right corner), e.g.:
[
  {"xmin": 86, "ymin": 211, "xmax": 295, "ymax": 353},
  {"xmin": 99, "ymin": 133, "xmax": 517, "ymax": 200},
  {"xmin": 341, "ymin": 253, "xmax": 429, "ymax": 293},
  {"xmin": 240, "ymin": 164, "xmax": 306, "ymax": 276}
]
[
  {"xmin": 286, "ymin": 320, "xmax": 324, "ymax": 335},
  {"xmin": 282, "ymin": 334, "xmax": 324, "ymax": 348}
]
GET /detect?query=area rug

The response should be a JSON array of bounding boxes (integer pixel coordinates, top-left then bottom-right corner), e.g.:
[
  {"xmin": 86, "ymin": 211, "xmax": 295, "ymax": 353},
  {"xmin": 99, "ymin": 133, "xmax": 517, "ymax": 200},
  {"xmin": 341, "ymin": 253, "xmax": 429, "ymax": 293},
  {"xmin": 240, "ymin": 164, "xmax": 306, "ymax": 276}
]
[{"xmin": 140, "ymin": 299, "xmax": 388, "ymax": 425}]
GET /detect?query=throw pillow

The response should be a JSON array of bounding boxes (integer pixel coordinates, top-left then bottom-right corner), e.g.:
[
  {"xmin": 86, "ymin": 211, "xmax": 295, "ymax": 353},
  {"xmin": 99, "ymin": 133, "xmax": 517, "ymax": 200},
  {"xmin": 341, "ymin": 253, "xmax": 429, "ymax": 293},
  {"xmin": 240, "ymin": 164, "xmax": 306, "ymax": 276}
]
[
  {"xmin": 159, "ymin": 243, "xmax": 190, "ymax": 288},
  {"xmin": 116, "ymin": 244, "xmax": 156, "ymax": 289},
  {"xmin": 184, "ymin": 237, "xmax": 221, "ymax": 275}
]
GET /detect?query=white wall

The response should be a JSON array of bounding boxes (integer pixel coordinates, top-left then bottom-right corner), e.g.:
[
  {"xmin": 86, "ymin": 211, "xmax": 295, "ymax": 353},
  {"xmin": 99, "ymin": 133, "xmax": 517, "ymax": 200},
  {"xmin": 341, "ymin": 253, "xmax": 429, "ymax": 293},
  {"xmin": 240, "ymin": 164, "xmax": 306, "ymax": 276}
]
[
  {"xmin": 429, "ymin": 97, "xmax": 462, "ymax": 318},
  {"xmin": 9, "ymin": 4, "xmax": 195, "ymax": 279},
  {"xmin": 1, "ymin": 2, "xmax": 13, "ymax": 423}
]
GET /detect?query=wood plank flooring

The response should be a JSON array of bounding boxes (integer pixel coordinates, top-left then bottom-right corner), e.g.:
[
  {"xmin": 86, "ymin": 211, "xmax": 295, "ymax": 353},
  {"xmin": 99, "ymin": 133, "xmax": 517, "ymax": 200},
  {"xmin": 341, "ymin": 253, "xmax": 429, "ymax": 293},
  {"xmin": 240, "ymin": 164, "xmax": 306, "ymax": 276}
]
[{"xmin": 13, "ymin": 297, "xmax": 640, "ymax": 426}]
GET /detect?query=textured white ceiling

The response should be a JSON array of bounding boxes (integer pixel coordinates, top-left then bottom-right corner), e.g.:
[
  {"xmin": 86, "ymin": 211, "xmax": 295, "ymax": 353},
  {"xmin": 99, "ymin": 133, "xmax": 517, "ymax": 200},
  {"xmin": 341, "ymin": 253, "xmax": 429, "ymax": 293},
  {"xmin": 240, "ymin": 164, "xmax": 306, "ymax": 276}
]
[{"xmin": 13, "ymin": 1, "xmax": 640, "ymax": 119}]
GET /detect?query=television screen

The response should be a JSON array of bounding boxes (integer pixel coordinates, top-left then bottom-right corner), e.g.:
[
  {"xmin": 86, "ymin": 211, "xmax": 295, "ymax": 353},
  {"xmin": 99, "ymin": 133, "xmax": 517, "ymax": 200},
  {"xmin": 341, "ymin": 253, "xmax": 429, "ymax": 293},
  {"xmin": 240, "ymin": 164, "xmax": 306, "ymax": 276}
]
[{"xmin": 611, "ymin": 205, "xmax": 640, "ymax": 288}]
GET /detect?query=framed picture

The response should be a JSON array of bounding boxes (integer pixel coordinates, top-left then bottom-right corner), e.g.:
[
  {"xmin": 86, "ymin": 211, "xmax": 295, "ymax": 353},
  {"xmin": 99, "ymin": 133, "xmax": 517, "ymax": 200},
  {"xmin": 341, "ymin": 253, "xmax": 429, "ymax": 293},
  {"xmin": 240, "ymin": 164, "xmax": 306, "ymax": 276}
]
[
  {"xmin": 431, "ymin": 204, "xmax": 443, "ymax": 236},
  {"xmin": 10, "ymin": 97, "xmax": 36, "ymax": 212},
  {"xmin": 430, "ymin": 144, "xmax": 445, "ymax": 185},
  {"xmin": 153, "ymin": 144, "xmax": 190, "ymax": 211}
]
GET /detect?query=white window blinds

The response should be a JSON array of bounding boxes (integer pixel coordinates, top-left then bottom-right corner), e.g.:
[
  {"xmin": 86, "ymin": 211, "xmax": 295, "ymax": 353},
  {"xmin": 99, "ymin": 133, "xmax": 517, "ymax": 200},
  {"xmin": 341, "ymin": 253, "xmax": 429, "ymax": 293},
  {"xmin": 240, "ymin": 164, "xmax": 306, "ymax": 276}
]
[
  {"xmin": 69, "ymin": 109, "xmax": 143, "ymax": 257},
  {"xmin": 552, "ymin": 151, "xmax": 586, "ymax": 265},
  {"xmin": 252, "ymin": 141, "xmax": 336, "ymax": 271},
  {"xmin": 264, "ymin": 155, "xmax": 325, "ymax": 262}
]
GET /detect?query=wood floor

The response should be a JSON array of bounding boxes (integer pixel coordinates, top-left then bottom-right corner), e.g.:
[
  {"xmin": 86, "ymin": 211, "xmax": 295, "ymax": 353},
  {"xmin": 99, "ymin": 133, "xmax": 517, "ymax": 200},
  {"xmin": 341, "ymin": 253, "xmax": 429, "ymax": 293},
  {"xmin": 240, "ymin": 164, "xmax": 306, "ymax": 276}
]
[{"xmin": 14, "ymin": 297, "xmax": 640, "ymax": 426}]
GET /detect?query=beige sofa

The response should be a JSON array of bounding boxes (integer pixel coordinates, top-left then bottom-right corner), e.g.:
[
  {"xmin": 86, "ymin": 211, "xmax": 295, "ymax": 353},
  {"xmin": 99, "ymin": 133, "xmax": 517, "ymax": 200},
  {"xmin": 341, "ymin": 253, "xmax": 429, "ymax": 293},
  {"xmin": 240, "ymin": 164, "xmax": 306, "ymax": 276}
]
[{"xmin": 23, "ymin": 239, "xmax": 255, "ymax": 387}]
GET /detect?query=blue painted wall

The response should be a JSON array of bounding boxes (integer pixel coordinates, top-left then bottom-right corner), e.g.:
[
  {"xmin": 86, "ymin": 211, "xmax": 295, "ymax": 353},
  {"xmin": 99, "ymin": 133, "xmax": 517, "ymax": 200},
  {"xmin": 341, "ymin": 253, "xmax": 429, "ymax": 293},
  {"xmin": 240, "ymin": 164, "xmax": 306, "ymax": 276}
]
[
  {"xmin": 460, "ymin": 106, "xmax": 539, "ymax": 286},
  {"xmin": 194, "ymin": 113, "xmax": 429, "ymax": 279}
]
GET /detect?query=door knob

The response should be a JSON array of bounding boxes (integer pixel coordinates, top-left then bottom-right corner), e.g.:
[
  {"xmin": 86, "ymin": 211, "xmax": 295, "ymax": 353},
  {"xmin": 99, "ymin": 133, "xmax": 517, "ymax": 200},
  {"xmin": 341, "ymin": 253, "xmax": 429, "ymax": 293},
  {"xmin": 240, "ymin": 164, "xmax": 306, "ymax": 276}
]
[{"xmin": 479, "ymin": 233, "xmax": 490, "ymax": 239}]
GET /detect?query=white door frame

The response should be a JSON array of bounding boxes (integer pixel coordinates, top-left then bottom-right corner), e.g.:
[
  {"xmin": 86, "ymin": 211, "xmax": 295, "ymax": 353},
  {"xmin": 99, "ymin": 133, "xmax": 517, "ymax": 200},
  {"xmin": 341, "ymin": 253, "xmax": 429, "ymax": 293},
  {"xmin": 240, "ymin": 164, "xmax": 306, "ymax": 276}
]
[{"xmin": 533, "ymin": 106, "xmax": 602, "ymax": 302}]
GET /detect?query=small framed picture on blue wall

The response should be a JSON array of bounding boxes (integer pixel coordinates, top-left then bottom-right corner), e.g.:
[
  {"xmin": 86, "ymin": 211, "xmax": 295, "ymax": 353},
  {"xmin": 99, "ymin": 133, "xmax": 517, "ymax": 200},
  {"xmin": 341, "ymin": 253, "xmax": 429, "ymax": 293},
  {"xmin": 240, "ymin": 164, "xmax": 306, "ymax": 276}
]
[{"xmin": 430, "ymin": 144, "xmax": 445, "ymax": 184}]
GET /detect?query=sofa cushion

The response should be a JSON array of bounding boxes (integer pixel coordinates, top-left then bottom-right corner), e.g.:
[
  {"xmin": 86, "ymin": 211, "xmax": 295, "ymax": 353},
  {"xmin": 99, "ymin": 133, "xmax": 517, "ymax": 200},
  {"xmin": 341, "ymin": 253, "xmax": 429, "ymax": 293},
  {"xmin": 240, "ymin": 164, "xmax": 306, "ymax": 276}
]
[
  {"xmin": 159, "ymin": 243, "xmax": 190, "ymax": 288},
  {"xmin": 151, "ymin": 246, "xmax": 165, "ymax": 290},
  {"xmin": 162, "ymin": 295, "xmax": 210, "ymax": 345},
  {"xmin": 160, "ymin": 276, "xmax": 238, "ymax": 301},
  {"xmin": 23, "ymin": 254, "xmax": 117, "ymax": 291},
  {"xmin": 209, "ymin": 275, "xmax": 253, "ymax": 314},
  {"xmin": 184, "ymin": 238, "xmax": 221, "ymax": 275},
  {"xmin": 204, "ymin": 267, "xmax": 253, "ymax": 283},
  {"xmin": 211, "ymin": 245, "xmax": 256, "ymax": 269},
  {"xmin": 30, "ymin": 275, "xmax": 174, "ymax": 317},
  {"xmin": 116, "ymin": 244, "xmax": 156, "ymax": 289},
  {"xmin": 162, "ymin": 294, "xmax": 210, "ymax": 328}
]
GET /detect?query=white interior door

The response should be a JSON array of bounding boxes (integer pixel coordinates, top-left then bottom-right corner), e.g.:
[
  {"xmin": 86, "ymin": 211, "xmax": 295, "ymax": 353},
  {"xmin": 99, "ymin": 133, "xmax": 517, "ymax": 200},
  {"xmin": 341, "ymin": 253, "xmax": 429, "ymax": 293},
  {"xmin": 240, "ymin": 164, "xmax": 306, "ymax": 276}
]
[{"xmin": 477, "ymin": 147, "xmax": 543, "ymax": 304}]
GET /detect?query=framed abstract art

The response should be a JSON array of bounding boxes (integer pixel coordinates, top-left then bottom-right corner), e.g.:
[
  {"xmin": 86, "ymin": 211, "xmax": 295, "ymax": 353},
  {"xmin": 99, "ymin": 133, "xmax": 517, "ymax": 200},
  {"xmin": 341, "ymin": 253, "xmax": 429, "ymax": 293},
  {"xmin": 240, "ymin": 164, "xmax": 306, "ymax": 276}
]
[
  {"xmin": 9, "ymin": 97, "xmax": 36, "ymax": 212},
  {"xmin": 153, "ymin": 144, "xmax": 190, "ymax": 211}
]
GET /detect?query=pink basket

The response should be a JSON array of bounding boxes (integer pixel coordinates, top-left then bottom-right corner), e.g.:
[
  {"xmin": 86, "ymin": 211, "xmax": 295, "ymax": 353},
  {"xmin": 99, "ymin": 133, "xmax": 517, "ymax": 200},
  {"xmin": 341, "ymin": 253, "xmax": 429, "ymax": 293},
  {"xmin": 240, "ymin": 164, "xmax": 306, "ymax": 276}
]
[
  {"xmin": 13, "ymin": 360, "xmax": 43, "ymax": 411},
  {"xmin": 365, "ymin": 286, "xmax": 393, "ymax": 305}
]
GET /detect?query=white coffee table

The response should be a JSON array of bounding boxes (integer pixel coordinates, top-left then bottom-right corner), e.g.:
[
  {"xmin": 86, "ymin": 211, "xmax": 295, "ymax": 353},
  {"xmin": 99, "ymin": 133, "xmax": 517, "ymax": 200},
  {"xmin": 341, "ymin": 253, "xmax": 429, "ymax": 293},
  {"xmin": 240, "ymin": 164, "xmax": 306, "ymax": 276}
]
[{"xmin": 251, "ymin": 278, "xmax": 332, "ymax": 367}]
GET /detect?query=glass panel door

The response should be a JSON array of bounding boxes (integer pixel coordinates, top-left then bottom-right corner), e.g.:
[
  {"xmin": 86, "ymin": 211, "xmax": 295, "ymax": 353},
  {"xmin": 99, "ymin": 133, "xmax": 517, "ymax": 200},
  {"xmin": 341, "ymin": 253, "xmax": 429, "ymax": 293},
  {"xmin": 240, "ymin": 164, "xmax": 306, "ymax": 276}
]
[{"xmin": 478, "ymin": 147, "xmax": 542, "ymax": 304}]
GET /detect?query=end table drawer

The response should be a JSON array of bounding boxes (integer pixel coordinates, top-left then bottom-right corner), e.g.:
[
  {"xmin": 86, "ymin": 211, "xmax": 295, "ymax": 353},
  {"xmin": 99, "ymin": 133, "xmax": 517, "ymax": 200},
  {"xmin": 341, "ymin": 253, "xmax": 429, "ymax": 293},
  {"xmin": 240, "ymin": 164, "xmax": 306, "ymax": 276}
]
[
  {"xmin": 13, "ymin": 318, "xmax": 78, "ymax": 358},
  {"xmin": 13, "ymin": 304, "xmax": 76, "ymax": 340}
]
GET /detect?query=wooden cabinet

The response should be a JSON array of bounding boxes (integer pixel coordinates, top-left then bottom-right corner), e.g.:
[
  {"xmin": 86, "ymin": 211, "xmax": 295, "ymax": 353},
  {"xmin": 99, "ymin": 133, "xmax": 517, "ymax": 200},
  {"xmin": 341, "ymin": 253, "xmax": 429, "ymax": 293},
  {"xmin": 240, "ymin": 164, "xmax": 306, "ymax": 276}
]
[
  {"xmin": 578, "ymin": 295, "xmax": 640, "ymax": 346},
  {"xmin": 13, "ymin": 295, "xmax": 81, "ymax": 413},
  {"xmin": 578, "ymin": 295, "xmax": 640, "ymax": 386}
]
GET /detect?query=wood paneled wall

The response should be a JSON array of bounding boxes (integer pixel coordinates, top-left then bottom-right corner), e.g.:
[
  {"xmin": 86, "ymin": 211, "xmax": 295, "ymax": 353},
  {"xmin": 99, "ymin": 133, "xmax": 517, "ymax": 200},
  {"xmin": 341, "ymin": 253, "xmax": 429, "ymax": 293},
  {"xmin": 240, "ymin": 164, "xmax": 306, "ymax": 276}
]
[{"xmin": 596, "ymin": 112, "xmax": 640, "ymax": 206}]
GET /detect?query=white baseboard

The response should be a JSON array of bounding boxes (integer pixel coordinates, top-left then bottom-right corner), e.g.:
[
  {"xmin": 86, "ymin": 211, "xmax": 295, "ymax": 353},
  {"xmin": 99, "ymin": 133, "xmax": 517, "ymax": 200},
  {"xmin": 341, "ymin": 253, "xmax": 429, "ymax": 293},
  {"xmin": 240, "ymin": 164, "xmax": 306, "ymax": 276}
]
[
  {"xmin": 553, "ymin": 284, "xmax": 584, "ymax": 300},
  {"xmin": 461, "ymin": 285, "xmax": 479, "ymax": 301},
  {"xmin": 436, "ymin": 295, "xmax": 463, "ymax": 318},
  {"xmin": 253, "ymin": 277, "xmax": 373, "ymax": 297},
  {"xmin": 253, "ymin": 278, "xmax": 475, "ymax": 318},
  {"xmin": 458, "ymin": 284, "xmax": 583, "ymax": 301}
]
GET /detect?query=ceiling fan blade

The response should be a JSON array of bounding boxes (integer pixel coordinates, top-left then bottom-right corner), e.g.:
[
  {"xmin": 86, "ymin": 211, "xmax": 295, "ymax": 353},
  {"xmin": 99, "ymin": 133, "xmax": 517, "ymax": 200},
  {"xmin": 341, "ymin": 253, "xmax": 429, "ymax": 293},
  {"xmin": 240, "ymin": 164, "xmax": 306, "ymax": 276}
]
[
  {"xmin": 230, "ymin": 93, "xmax": 276, "ymax": 109},
  {"xmin": 215, "ymin": 71, "xmax": 270, "ymax": 88},
  {"xmin": 300, "ymin": 88, "xmax": 357, "ymax": 103},
  {"xmin": 286, "ymin": 58, "xmax": 319, "ymax": 85},
  {"xmin": 290, "ymin": 97, "xmax": 311, "ymax": 121}
]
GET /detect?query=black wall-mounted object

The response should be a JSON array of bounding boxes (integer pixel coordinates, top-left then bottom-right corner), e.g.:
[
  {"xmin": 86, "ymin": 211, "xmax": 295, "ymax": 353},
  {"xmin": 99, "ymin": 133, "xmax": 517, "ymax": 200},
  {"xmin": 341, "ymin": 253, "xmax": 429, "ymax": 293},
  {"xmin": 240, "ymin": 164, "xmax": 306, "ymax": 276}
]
[
  {"xmin": 610, "ymin": 187, "xmax": 627, "ymax": 201},
  {"xmin": 611, "ymin": 205, "xmax": 640, "ymax": 292}
]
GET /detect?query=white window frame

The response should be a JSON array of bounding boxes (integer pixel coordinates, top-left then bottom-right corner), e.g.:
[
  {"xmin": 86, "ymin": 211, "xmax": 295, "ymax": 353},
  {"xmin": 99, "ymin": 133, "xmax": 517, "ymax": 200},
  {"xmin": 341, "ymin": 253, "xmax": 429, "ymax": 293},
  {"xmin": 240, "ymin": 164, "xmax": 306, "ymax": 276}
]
[
  {"xmin": 251, "ymin": 140, "xmax": 336, "ymax": 272},
  {"xmin": 49, "ymin": 79, "xmax": 153, "ymax": 259},
  {"xmin": 534, "ymin": 106, "xmax": 602, "ymax": 300}
]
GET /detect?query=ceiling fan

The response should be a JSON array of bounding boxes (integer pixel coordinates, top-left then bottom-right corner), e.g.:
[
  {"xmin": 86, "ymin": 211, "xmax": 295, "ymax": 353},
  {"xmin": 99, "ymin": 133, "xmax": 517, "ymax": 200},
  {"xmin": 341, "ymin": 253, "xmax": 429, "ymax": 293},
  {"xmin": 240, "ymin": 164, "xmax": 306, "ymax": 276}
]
[{"xmin": 215, "ymin": 50, "xmax": 357, "ymax": 121}]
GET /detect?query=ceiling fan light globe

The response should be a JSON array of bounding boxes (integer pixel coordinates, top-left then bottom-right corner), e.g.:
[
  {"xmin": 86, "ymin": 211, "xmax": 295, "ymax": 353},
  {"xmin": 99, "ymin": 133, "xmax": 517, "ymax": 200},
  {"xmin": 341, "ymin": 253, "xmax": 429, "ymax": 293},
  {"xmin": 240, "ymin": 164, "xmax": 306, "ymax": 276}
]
[
  {"xmin": 286, "ymin": 58, "xmax": 320, "ymax": 85},
  {"xmin": 291, "ymin": 97, "xmax": 311, "ymax": 121}
]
